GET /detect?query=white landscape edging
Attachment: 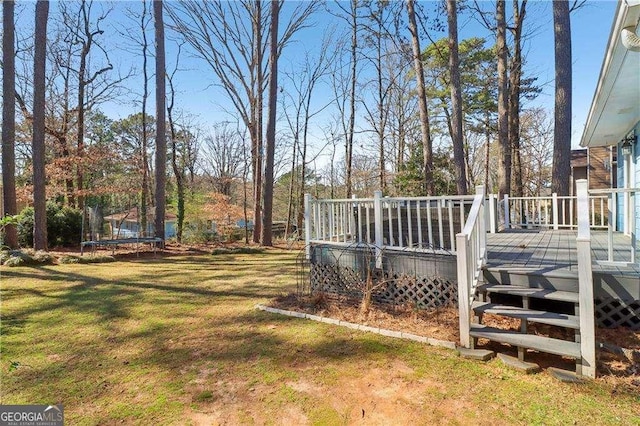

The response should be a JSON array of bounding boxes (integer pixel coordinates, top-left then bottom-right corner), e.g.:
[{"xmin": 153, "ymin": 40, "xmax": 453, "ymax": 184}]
[{"xmin": 255, "ymin": 304, "xmax": 457, "ymax": 350}]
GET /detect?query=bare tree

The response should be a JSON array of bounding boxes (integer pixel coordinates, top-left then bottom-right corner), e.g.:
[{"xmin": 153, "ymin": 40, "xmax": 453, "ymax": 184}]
[
  {"xmin": 14, "ymin": 1, "xmax": 128, "ymax": 208},
  {"xmin": 551, "ymin": 0, "xmax": 571, "ymax": 196},
  {"xmin": 406, "ymin": 0, "xmax": 434, "ymax": 195},
  {"xmin": 33, "ymin": 0, "xmax": 49, "ymax": 250},
  {"xmin": 331, "ymin": 0, "xmax": 361, "ymax": 198},
  {"xmin": 201, "ymin": 123, "xmax": 245, "ymax": 197},
  {"xmin": 446, "ymin": 0, "xmax": 467, "ymax": 195},
  {"xmin": 281, "ymin": 35, "xmax": 334, "ymax": 235},
  {"xmin": 261, "ymin": 0, "xmax": 279, "ymax": 246},
  {"xmin": 2, "ymin": 0, "xmax": 18, "ymax": 248},
  {"xmin": 520, "ymin": 108, "xmax": 553, "ymax": 196},
  {"xmin": 154, "ymin": 0, "xmax": 166, "ymax": 240},
  {"xmin": 166, "ymin": 1, "xmax": 318, "ymax": 242},
  {"xmin": 167, "ymin": 42, "xmax": 187, "ymax": 242},
  {"xmin": 140, "ymin": 0, "xmax": 152, "ymax": 236},
  {"xmin": 59, "ymin": 0, "xmax": 115, "ymax": 211},
  {"xmin": 360, "ymin": 1, "xmax": 399, "ymax": 193}
]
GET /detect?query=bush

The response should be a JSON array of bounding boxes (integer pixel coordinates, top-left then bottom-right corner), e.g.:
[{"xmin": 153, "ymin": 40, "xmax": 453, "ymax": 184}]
[
  {"xmin": 17, "ymin": 203, "xmax": 82, "ymax": 248},
  {"xmin": 4, "ymin": 255, "xmax": 26, "ymax": 267},
  {"xmin": 58, "ymin": 255, "xmax": 81, "ymax": 264},
  {"xmin": 32, "ymin": 250, "xmax": 55, "ymax": 264},
  {"xmin": 58, "ymin": 254, "xmax": 115, "ymax": 264},
  {"xmin": 226, "ymin": 228, "xmax": 246, "ymax": 243},
  {"xmin": 1, "ymin": 249, "xmax": 53, "ymax": 267},
  {"xmin": 181, "ymin": 222, "xmax": 219, "ymax": 244},
  {"xmin": 211, "ymin": 247, "xmax": 264, "ymax": 256}
]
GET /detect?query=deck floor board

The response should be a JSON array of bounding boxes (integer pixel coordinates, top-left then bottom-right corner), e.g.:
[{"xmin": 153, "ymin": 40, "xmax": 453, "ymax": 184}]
[{"xmin": 486, "ymin": 230, "xmax": 639, "ymax": 277}]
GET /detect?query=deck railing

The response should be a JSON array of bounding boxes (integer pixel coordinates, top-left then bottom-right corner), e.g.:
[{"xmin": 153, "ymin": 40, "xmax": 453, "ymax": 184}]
[
  {"xmin": 589, "ymin": 187, "xmax": 637, "ymax": 264},
  {"xmin": 456, "ymin": 186, "xmax": 487, "ymax": 348},
  {"xmin": 304, "ymin": 191, "xmax": 477, "ymax": 260},
  {"xmin": 503, "ymin": 194, "xmax": 609, "ymax": 230}
]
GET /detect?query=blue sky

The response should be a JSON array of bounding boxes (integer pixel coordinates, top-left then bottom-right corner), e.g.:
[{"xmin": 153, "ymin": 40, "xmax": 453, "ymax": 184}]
[
  {"xmin": 106, "ymin": 0, "xmax": 617, "ymax": 150},
  {"xmin": 10, "ymin": 1, "xmax": 619, "ymax": 154}
]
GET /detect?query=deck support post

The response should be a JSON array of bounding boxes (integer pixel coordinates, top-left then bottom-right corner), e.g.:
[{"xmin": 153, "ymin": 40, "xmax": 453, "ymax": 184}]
[
  {"xmin": 488, "ymin": 194, "xmax": 497, "ymax": 233},
  {"xmin": 503, "ymin": 195, "xmax": 510, "ymax": 229},
  {"xmin": 552, "ymin": 192, "xmax": 559, "ymax": 230},
  {"xmin": 476, "ymin": 186, "xmax": 486, "ymax": 257},
  {"xmin": 304, "ymin": 193, "xmax": 312, "ymax": 260},
  {"xmin": 373, "ymin": 190, "xmax": 384, "ymax": 269},
  {"xmin": 576, "ymin": 179, "xmax": 596, "ymax": 378},
  {"xmin": 456, "ymin": 233, "xmax": 471, "ymax": 348}
]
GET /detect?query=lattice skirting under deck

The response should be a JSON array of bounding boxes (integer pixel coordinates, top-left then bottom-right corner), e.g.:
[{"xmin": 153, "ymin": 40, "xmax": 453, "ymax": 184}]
[
  {"xmin": 595, "ymin": 298, "xmax": 640, "ymax": 329},
  {"xmin": 310, "ymin": 263, "xmax": 457, "ymax": 308}
]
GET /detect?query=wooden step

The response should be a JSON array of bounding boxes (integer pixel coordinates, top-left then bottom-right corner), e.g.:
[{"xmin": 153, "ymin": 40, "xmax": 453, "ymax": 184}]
[
  {"xmin": 483, "ymin": 267, "xmax": 579, "ymax": 293},
  {"xmin": 470, "ymin": 324, "xmax": 581, "ymax": 358},
  {"xmin": 477, "ymin": 284, "xmax": 579, "ymax": 304},
  {"xmin": 472, "ymin": 302, "xmax": 580, "ymax": 329}
]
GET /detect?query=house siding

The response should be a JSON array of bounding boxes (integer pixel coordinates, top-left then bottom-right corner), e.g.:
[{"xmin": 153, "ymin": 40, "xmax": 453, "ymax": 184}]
[
  {"xmin": 588, "ymin": 146, "xmax": 612, "ymax": 189},
  {"xmin": 617, "ymin": 120, "xmax": 640, "ymax": 242},
  {"xmin": 617, "ymin": 143, "xmax": 624, "ymax": 229}
]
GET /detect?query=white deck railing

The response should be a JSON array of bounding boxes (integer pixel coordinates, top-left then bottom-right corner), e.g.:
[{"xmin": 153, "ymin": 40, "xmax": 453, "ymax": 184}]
[
  {"xmin": 305, "ymin": 192, "xmax": 477, "ymax": 259},
  {"xmin": 589, "ymin": 187, "xmax": 637, "ymax": 265},
  {"xmin": 503, "ymin": 193, "xmax": 609, "ymax": 230},
  {"xmin": 456, "ymin": 186, "xmax": 487, "ymax": 348}
]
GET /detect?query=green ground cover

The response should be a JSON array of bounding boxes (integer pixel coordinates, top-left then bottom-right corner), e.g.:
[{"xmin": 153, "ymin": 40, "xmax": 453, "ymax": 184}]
[{"xmin": 1, "ymin": 249, "xmax": 638, "ymax": 425}]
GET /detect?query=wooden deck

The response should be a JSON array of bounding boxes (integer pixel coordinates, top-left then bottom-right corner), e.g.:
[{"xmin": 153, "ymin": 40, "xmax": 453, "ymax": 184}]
[{"xmin": 486, "ymin": 230, "xmax": 639, "ymax": 276}]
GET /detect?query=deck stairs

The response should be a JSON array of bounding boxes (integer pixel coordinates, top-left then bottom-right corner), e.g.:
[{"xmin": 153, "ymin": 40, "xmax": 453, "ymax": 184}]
[{"xmin": 469, "ymin": 267, "xmax": 586, "ymax": 375}]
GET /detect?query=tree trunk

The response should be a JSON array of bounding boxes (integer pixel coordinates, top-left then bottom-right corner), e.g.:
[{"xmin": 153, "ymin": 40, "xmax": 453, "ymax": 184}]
[
  {"xmin": 406, "ymin": 0, "xmax": 434, "ymax": 195},
  {"xmin": 76, "ymin": 27, "xmax": 88, "ymax": 212},
  {"xmin": 141, "ymin": 0, "xmax": 150, "ymax": 237},
  {"xmin": 446, "ymin": 0, "xmax": 467, "ymax": 195},
  {"xmin": 284, "ymin": 136, "xmax": 297, "ymax": 239},
  {"xmin": 252, "ymin": 0, "xmax": 264, "ymax": 243},
  {"xmin": 167, "ymin": 71, "xmax": 184, "ymax": 243},
  {"xmin": 552, "ymin": 0, "xmax": 571, "ymax": 196},
  {"xmin": 261, "ymin": 0, "xmax": 279, "ymax": 246},
  {"xmin": 509, "ymin": 0, "xmax": 527, "ymax": 198},
  {"xmin": 154, "ymin": 0, "xmax": 166, "ymax": 241},
  {"xmin": 32, "ymin": 0, "xmax": 49, "ymax": 251},
  {"xmin": 345, "ymin": 0, "xmax": 358, "ymax": 199},
  {"xmin": 2, "ymin": 0, "xmax": 18, "ymax": 248},
  {"xmin": 496, "ymin": 0, "xmax": 510, "ymax": 198}
]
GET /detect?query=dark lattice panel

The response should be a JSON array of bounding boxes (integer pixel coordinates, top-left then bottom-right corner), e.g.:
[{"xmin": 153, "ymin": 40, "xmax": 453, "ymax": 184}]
[
  {"xmin": 595, "ymin": 298, "xmax": 640, "ymax": 329},
  {"xmin": 310, "ymin": 264, "xmax": 361, "ymax": 299},
  {"xmin": 310, "ymin": 263, "xmax": 457, "ymax": 309},
  {"xmin": 378, "ymin": 273, "xmax": 457, "ymax": 308}
]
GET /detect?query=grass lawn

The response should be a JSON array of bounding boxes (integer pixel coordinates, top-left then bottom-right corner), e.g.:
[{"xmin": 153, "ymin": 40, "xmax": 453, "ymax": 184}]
[{"xmin": 1, "ymin": 249, "xmax": 638, "ymax": 425}]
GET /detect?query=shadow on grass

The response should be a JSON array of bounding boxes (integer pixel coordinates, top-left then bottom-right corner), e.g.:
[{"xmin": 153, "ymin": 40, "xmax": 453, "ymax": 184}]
[{"xmin": 0, "ymin": 256, "xmax": 296, "ymax": 340}]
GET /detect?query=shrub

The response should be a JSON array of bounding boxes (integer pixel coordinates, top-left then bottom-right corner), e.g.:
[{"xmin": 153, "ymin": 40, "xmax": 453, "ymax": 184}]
[
  {"xmin": 211, "ymin": 247, "xmax": 264, "ymax": 255},
  {"xmin": 58, "ymin": 254, "xmax": 115, "ymax": 264},
  {"xmin": 0, "ymin": 249, "xmax": 53, "ymax": 267},
  {"xmin": 0, "ymin": 249, "xmax": 12, "ymax": 264},
  {"xmin": 32, "ymin": 250, "xmax": 55, "ymax": 264},
  {"xmin": 4, "ymin": 256, "xmax": 26, "ymax": 267},
  {"xmin": 16, "ymin": 203, "xmax": 82, "ymax": 248},
  {"xmin": 181, "ymin": 222, "xmax": 218, "ymax": 244},
  {"xmin": 58, "ymin": 255, "xmax": 81, "ymax": 264}
]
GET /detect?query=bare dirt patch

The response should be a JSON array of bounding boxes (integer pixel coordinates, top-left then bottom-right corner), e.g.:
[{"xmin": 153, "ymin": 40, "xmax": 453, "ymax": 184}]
[{"xmin": 270, "ymin": 293, "xmax": 640, "ymax": 389}]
